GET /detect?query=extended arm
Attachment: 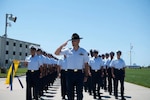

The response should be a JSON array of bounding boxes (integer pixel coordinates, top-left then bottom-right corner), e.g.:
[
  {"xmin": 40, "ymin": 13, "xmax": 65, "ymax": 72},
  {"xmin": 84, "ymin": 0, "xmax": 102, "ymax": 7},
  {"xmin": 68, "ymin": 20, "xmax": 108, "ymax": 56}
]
[{"xmin": 55, "ymin": 41, "xmax": 68, "ymax": 55}]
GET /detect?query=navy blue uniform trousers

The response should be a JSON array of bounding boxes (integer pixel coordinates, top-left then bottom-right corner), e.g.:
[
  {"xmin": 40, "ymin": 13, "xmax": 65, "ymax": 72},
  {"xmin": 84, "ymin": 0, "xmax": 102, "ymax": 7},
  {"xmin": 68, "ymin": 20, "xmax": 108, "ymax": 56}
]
[
  {"xmin": 114, "ymin": 69, "xmax": 125, "ymax": 98},
  {"xmin": 66, "ymin": 70, "xmax": 84, "ymax": 100},
  {"xmin": 91, "ymin": 70, "xmax": 103, "ymax": 98},
  {"xmin": 26, "ymin": 70, "xmax": 40, "ymax": 100},
  {"xmin": 61, "ymin": 70, "xmax": 67, "ymax": 97}
]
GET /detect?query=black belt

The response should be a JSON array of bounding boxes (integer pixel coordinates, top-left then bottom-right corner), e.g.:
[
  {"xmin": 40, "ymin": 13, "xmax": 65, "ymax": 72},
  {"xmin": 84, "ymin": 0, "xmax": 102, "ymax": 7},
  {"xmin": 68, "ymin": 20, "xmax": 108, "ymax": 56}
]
[
  {"xmin": 115, "ymin": 68, "xmax": 123, "ymax": 70},
  {"xmin": 67, "ymin": 69, "xmax": 83, "ymax": 72},
  {"xmin": 91, "ymin": 69, "xmax": 100, "ymax": 72},
  {"xmin": 61, "ymin": 69, "xmax": 68, "ymax": 71},
  {"xmin": 28, "ymin": 70, "xmax": 39, "ymax": 73}
]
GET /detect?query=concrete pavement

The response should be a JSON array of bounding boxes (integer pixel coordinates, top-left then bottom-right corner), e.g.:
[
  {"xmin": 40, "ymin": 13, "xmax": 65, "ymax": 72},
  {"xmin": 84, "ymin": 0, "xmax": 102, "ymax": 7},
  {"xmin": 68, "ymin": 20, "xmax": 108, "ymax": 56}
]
[{"xmin": 0, "ymin": 76, "xmax": 150, "ymax": 100}]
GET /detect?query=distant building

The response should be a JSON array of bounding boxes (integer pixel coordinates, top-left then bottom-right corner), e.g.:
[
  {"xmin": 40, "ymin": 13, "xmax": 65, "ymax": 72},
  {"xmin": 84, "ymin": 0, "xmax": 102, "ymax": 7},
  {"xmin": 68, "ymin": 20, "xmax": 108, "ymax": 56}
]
[
  {"xmin": 126, "ymin": 65, "xmax": 141, "ymax": 69},
  {"xmin": 0, "ymin": 36, "xmax": 40, "ymax": 68}
]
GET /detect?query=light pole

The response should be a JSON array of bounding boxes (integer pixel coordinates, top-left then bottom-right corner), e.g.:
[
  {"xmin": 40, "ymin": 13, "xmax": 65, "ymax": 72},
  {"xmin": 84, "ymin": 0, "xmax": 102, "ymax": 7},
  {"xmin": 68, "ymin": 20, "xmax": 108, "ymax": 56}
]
[
  {"xmin": 2, "ymin": 14, "xmax": 17, "ymax": 70},
  {"xmin": 130, "ymin": 43, "xmax": 133, "ymax": 66},
  {"xmin": 4, "ymin": 14, "xmax": 17, "ymax": 38}
]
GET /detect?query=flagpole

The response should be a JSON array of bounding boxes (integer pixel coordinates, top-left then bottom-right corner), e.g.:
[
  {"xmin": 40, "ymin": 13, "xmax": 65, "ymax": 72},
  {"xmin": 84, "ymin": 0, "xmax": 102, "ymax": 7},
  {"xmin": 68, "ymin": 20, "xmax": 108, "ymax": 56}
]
[
  {"xmin": 130, "ymin": 43, "xmax": 133, "ymax": 66},
  {"xmin": 10, "ymin": 63, "xmax": 14, "ymax": 91}
]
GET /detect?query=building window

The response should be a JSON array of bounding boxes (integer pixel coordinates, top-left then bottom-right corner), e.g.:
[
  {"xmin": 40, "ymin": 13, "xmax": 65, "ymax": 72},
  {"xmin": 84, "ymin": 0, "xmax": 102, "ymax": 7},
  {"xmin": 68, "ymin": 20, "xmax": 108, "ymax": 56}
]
[
  {"xmin": 19, "ymin": 52, "xmax": 22, "ymax": 56},
  {"xmin": 25, "ymin": 53, "xmax": 28, "ymax": 56},
  {"xmin": 20, "ymin": 44, "xmax": 22, "ymax": 47},
  {"xmin": 5, "ymin": 60, "xmax": 8, "ymax": 64},
  {"xmin": 26, "ymin": 45, "xmax": 28, "ymax": 48},
  {"xmin": 6, "ymin": 41, "xmax": 9, "ymax": 45},
  {"xmin": 6, "ymin": 51, "xmax": 9, "ymax": 54},
  {"xmin": 13, "ymin": 51, "xmax": 16, "ymax": 55},
  {"xmin": 13, "ymin": 43, "xmax": 16, "ymax": 46}
]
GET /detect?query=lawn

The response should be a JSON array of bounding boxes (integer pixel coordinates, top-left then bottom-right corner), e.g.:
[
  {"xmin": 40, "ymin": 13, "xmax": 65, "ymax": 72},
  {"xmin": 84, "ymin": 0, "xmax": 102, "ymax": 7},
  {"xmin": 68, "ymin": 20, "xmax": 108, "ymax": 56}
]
[
  {"xmin": 125, "ymin": 68, "xmax": 150, "ymax": 88},
  {"xmin": 0, "ymin": 67, "xmax": 27, "ymax": 78},
  {"xmin": 15, "ymin": 67, "xmax": 27, "ymax": 76}
]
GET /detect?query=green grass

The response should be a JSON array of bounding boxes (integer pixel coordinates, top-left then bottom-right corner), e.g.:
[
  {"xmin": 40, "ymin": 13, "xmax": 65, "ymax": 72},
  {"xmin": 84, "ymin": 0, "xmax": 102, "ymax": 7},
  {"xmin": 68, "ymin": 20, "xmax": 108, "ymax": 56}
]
[
  {"xmin": 0, "ymin": 67, "xmax": 27, "ymax": 78},
  {"xmin": 15, "ymin": 67, "xmax": 27, "ymax": 76},
  {"xmin": 125, "ymin": 68, "xmax": 150, "ymax": 88},
  {"xmin": 0, "ymin": 73, "xmax": 7, "ymax": 78}
]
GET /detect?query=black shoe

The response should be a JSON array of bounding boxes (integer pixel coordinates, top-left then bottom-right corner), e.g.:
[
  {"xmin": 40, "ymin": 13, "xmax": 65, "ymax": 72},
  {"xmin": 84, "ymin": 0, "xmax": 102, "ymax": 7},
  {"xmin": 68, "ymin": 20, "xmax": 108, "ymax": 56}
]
[
  {"xmin": 89, "ymin": 92, "xmax": 92, "ymax": 95},
  {"xmin": 39, "ymin": 91, "xmax": 43, "ymax": 96},
  {"xmin": 84, "ymin": 89, "xmax": 87, "ymax": 92},
  {"xmin": 62, "ymin": 96, "xmax": 65, "ymax": 99},
  {"xmin": 104, "ymin": 88, "xmax": 107, "ymax": 92},
  {"xmin": 93, "ymin": 96, "xmax": 96, "ymax": 99},
  {"xmin": 121, "ymin": 97, "xmax": 126, "ymax": 100},
  {"xmin": 109, "ymin": 92, "xmax": 112, "ymax": 95},
  {"xmin": 98, "ymin": 96, "xmax": 101, "ymax": 99},
  {"xmin": 115, "ymin": 96, "xmax": 118, "ymax": 99}
]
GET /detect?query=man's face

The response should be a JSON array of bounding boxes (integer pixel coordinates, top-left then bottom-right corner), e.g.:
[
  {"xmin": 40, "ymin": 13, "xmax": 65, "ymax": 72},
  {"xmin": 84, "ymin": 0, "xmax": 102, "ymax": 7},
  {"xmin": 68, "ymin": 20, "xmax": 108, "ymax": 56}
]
[
  {"xmin": 37, "ymin": 50, "xmax": 43, "ymax": 55},
  {"xmin": 30, "ymin": 49, "xmax": 36, "ymax": 55},
  {"xmin": 102, "ymin": 55, "xmax": 105, "ymax": 59},
  {"xmin": 106, "ymin": 55, "xmax": 109, "ymax": 58},
  {"xmin": 93, "ymin": 52, "xmax": 98, "ymax": 57},
  {"xmin": 117, "ymin": 53, "xmax": 121, "ymax": 59},
  {"xmin": 110, "ymin": 53, "xmax": 114, "ymax": 58},
  {"xmin": 72, "ymin": 39, "xmax": 80, "ymax": 47}
]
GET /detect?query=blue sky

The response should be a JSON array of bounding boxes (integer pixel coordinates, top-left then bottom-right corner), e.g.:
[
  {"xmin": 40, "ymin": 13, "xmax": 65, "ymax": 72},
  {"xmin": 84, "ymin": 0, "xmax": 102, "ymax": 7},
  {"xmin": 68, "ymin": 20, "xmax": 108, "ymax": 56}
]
[{"xmin": 0, "ymin": 0, "xmax": 150, "ymax": 66}]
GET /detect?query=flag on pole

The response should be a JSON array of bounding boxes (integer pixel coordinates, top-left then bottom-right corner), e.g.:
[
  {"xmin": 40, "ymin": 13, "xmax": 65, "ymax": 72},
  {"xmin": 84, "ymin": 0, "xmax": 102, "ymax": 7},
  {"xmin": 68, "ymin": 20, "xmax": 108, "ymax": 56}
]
[{"xmin": 5, "ymin": 60, "xmax": 20, "ymax": 84}]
